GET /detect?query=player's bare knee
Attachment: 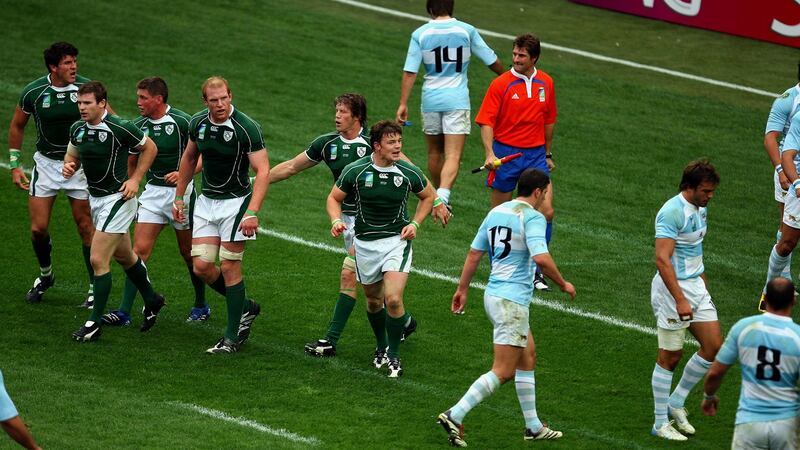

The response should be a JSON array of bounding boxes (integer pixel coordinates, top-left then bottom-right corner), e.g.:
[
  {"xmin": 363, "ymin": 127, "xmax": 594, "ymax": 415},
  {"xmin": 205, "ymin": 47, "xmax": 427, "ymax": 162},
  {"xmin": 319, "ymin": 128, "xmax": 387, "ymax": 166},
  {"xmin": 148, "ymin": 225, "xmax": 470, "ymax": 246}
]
[
  {"xmin": 384, "ymin": 295, "xmax": 403, "ymax": 312},
  {"xmin": 192, "ymin": 259, "xmax": 215, "ymax": 280},
  {"xmin": 133, "ymin": 245, "xmax": 152, "ymax": 262},
  {"xmin": 30, "ymin": 227, "xmax": 49, "ymax": 242},
  {"xmin": 365, "ymin": 297, "xmax": 383, "ymax": 312},
  {"xmin": 657, "ymin": 349, "xmax": 683, "ymax": 371},
  {"xmin": 777, "ymin": 238, "xmax": 797, "ymax": 256}
]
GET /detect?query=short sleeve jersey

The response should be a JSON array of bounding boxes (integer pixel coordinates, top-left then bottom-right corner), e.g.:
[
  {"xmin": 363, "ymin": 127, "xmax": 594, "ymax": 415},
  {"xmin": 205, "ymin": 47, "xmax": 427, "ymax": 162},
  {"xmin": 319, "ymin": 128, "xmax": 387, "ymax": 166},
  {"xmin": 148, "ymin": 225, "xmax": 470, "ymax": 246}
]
[
  {"xmin": 780, "ymin": 113, "xmax": 800, "ymax": 175},
  {"xmin": 131, "ymin": 106, "xmax": 192, "ymax": 187},
  {"xmin": 188, "ymin": 106, "xmax": 265, "ymax": 199},
  {"xmin": 765, "ymin": 84, "xmax": 800, "ymax": 150},
  {"xmin": 336, "ymin": 156, "xmax": 427, "ymax": 241},
  {"xmin": 18, "ymin": 74, "xmax": 91, "ymax": 160},
  {"xmin": 305, "ymin": 128, "xmax": 372, "ymax": 215},
  {"xmin": 403, "ymin": 18, "xmax": 497, "ymax": 112},
  {"xmin": 69, "ymin": 112, "xmax": 146, "ymax": 197},
  {"xmin": 654, "ymin": 193, "xmax": 707, "ymax": 280},
  {"xmin": 0, "ymin": 370, "xmax": 18, "ymax": 422},
  {"xmin": 470, "ymin": 200, "xmax": 548, "ymax": 306},
  {"xmin": 716, "ymin": 313, "xmax": 800, "ymax": 425},
  {"xmin": 475, "ymin": 68, "xmax": 557, "ymax": 148}
]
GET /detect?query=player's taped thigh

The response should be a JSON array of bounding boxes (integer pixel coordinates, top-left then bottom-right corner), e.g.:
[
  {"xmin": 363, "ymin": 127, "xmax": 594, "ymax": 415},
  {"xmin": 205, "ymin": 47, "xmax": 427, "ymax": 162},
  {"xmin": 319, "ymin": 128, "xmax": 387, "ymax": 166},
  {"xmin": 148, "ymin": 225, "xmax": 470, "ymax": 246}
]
[
  {"xmin": 657, "ymin": 327, "xmax": 686, "ymax": 351},
  {"xmin": 342, "ymin": 255, "xmax": 356, "ymax": 272},
  {"xmin": 219, "ymin": 246, "xmax": 244, "ymax": 261},
  {"xmin": 191, "ymin": 244, "xmax": 219, "ymax": 263}
]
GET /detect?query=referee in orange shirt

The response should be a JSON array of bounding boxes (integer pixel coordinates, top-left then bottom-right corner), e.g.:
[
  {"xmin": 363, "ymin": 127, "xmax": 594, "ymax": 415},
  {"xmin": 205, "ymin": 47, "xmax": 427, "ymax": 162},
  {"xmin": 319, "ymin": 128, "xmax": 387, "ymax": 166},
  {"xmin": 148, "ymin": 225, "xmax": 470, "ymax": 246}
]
[{"xmin": 475, "ymin": 33, "xmax": 557, "ymax": 290}]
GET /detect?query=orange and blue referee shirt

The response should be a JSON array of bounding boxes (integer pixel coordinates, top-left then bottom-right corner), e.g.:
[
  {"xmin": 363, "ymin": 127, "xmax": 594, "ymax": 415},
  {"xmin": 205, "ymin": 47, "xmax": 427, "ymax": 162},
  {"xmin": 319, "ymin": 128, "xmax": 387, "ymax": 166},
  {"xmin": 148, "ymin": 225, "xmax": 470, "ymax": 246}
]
[{"xmin": 475, "ymin": 67, "xmax": 557, "ymax": 148}]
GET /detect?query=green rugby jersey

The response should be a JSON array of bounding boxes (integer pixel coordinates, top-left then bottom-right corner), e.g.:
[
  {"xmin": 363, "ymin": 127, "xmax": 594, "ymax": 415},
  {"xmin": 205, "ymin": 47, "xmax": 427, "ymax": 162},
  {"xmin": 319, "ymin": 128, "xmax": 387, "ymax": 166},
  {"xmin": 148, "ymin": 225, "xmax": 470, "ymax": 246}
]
[
  {"xmin": 69, "ymin": 112, "xmax": 145, "ymax": 197},
  {"xmin": 19, "ymin": 74, "xmax": 91, "ymax": 160},
  {"xmin": 305, "ymin": 128, "xmax": 371, "ymax": 215},
  {"xmin": 132, "ymin": 106, "xmax": 191, "ymax": 187},
  {"xmin": 189, "ymin": 106, "xmax": 265, "ymax": 199},
  {"xmin": 336, "ymin": 155, "xmax": 428, "ymax": 241}
]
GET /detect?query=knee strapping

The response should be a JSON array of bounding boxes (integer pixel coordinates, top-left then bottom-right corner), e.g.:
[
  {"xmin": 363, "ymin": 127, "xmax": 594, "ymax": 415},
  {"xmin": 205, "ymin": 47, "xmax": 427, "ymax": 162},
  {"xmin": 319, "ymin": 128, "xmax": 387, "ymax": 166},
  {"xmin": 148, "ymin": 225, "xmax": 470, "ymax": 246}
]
[
  {"xmin": 657, "ymin": 328, "xmax": 686, "ymax": 351},
  {"xmin": 219, "ymin": 246, "xmax": 244, "ymax": 261},
  {"xmin": 191, "ymin": 244, "xmax": 219, "ymax": 263},
  {"xmin": 342, "ymin": 255, "xmax": 356, "ymax": 272}
]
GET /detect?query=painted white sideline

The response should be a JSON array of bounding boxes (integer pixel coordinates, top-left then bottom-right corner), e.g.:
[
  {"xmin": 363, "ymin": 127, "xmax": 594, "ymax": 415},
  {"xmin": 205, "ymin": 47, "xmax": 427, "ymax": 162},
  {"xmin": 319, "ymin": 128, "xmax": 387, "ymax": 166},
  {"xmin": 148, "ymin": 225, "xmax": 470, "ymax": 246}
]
[
  {"xmin": 331, "ymin": 0, "xmax": 778, "ymax": 98},
  {"xmin": 0, "ymin": 161, "xmax": 697, "ymax": 345},
  {"xmin": 172, "ymin": 401, "xmax": 322, "ymax": 446}
]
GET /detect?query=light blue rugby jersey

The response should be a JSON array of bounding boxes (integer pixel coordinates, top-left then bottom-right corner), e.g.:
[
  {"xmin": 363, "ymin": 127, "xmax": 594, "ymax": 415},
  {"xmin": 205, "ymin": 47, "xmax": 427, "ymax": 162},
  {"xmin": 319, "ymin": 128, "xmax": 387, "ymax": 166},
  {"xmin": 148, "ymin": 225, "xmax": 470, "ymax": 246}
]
[
  {"xmin": 471, "ymin": 200, "xmax": 548, "ymax": 306},
  {"xmin": 655, "ymin": 193, "xmax": 707, "ymax": 280},
  {"xmin": 781, "ymin": 113, "xmax": 800, "ymax": 176},
  {"xmin": 716, "ymin": 313, "xmax": 800, "ymax": 424},
  {"xmin": 0, "ymin": 370, "xmax": 18, "ymax": 421},
  {"xmin": 765, "ymin": 84, "xmax": 800, "ymax": 150},
  {"xmin": 403, "ymin": 18, "xmax": 497, "ymax": 113}
]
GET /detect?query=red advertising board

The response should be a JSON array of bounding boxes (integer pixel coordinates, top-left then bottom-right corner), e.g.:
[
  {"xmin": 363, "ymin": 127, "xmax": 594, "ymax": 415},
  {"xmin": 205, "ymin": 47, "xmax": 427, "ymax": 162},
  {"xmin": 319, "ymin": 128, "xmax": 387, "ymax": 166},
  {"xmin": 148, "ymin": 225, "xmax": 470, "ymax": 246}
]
[{"xmin": 570, "ymin": 0, "xmax": 800, "ymax": 48}]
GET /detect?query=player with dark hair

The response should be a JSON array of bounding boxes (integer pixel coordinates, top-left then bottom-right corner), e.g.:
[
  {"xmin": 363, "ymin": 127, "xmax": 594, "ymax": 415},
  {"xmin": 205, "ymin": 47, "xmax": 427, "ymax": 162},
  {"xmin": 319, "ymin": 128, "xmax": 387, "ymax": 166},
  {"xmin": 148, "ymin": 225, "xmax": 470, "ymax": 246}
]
[
  {"xmin": 649, "ymin": 159, "xmax": 721, "ymax": 440},
  {"xmin": 438, "ymin": 168, "xmax": 575, "ymax": 447},
  {"xmin": 328, "ymin": 120, "xmax": 435, "ymax": 377},
  {"xmin": 63, "ymin": 81, "xmax": 165, "ymax": 341},
  {"xmin": 397, "ymin": 0, "xmax": 503, "ymax": 211},
  {"xmin": 101, "ymin": 77, "xmax": 207, "ymax": 326},
  {"xmin": 702, "ymin": 277, "xmax": 800, "ymax": 449},
  {"xmin": 476, "ymin": 33, "xmax": 557, "ymax": 292},
  {"xmin": 8, "ymin": 41, "xmax": 95, "ymax": 307}
]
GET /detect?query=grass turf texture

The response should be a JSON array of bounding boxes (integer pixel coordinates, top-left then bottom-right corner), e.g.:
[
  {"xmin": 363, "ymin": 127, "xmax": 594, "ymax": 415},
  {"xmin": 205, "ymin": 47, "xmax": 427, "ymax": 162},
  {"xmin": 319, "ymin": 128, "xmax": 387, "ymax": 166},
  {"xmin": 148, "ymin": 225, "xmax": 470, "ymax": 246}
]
[{"xmin": 0, "ymin": 0, "xmax": 798, "ymax": 448}]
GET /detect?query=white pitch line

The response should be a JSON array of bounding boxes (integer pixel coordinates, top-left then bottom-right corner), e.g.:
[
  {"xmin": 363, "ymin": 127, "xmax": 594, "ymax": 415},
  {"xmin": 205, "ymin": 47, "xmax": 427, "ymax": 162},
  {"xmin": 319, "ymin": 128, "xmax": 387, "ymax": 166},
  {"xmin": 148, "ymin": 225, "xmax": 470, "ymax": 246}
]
[
  {"xmin": 0, "ymin": 161, "xmax": 697, "ymax": 345},
  {"xmin": 259, "ymin": 227, "xmax": 699, "ymax": 346},
  {"xmin": 172, "ymin": 401, "xmax": 322, "ymax": 446},
  {"xmin": 331, "ymin": 0, "xmax": 778, "ymax": 98}
]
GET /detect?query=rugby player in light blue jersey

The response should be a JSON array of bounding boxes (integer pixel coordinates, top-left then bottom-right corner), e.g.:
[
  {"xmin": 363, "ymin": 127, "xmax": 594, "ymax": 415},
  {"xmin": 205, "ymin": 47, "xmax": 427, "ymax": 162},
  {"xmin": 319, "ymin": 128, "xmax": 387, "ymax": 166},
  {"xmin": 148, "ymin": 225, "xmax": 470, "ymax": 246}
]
[
  {"xmin": 437, "ymin": 168, "xmax": 575, "ymax": 447},
  {"xmin": 703, "ymin": 277, "xmax": 800, "ymax": 450},
  {"xmin": 650, "ymin": 159, "xmax": 722, "ymax": 441},
  {"xmin": 760, "ymin": 64, "xmax": 800, "ymax": 305},
  {"xmin": 396, "ymin": 0, "xmax": 504, "ymax": 210}
]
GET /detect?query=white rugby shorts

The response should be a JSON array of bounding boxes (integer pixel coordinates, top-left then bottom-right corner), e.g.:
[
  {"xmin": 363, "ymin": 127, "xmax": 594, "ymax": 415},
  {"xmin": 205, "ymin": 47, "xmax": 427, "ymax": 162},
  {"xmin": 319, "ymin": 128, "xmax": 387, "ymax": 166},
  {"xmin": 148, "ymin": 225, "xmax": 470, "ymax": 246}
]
[
  {"xmin": 774, "ymin": 170, "xmax": 788, "ymax": 204},
  {"xmin": 342, "ymin": 213, "xmax": 356, "ymax": 251},
  {"xmin": 29, "ymin": 151, "xmax": 89, "ymax": 199},
  {"xmin": 732, "ymin": 417, "xmax": 798, "ymax": 450},
  {"xmin": 651, "ymin": 273, "xmax": 717, "ymax": 330},
  {"xmin": 484, "ymin": 293, "xmax": 530, "ymax": 347},
  {"xmin": 422, "ymin": 109, "xmax": 471, "ymax": 135},
  {"xmin": 354, "ymin": 235, "xmax": 412, "ymax": 285},
  {"xmin": 90, "ymin": 192, "xmax": 137, "ymax": 233},
  {"xmin": 192, "ymin": 194, "xmax": 255, "ymax": 242},
  {"xmin": 783, "ymin": 189, "xmax": 800, "ymax": 229},
  {"xmin": 137, "ymin": 181, "xmax": 194, "ymax": 230}
]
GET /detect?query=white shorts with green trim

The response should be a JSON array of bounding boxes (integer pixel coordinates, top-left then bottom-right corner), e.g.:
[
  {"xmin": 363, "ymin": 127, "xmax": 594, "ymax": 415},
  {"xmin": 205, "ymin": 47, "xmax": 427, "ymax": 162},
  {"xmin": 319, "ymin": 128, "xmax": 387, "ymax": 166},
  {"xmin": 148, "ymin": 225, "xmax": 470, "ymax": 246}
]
[
  {"xmin": 422, "ymin": 109, "xmax": 471, "ymax": 135},
  {"xmin": 651, "ymin": 273, "xmax": 717, "ymax": 330},
  {"xmin": 732, "ymin": 417, "xmax": 798, "ymax": 450},
  {"xmin": 484, "ymin": 293, "xmax": 530, "ymax": 347},
  {"xmin": 29, "ymin": 151, "xmax": 89, "ymax": 199},
  {"xmin": 354, "ymin": 235, "xmax": 412, "ymax": 285},
  {"xmin": 90, "ymin": 192, "xmax": 137, "ymax": 233},
  {"xmin": 192, "ymin": 194, "xmax": 255, "ymax": 242},
  {"xmin": 137, "ymin": 181, "xmax": 195, "ymax": 230},
  {"xmin": 342, "ymin": 213, "xmax": 356, "ymax": 251}
]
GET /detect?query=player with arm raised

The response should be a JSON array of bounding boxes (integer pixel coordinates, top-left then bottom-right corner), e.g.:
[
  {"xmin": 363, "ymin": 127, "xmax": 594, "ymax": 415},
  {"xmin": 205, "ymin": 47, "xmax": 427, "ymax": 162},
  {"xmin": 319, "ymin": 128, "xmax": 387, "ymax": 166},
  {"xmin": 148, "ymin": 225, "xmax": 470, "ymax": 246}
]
[
  {"xmin": 327, "ymin": 120, "xmax": 434, "ymax": 377},
  {"xmin": 101, "ymin": 77, "xmax": 207, "ymax": 326},
  {"xmin": 650, "ymin": 159, "xmax": 722, "ymax": 440},
  {"xmin": 173, "ymin": 76, "xmax": 269, "ymax": 354},
  {"xmin": 438, "ymin": 168, "xmax": 574, "ymax": 447},
  {"xmin": 396, "ymin": 0, "xmax": 503, "ymax": 211},
  {"xmin": 8, "ymin": 42, "xmax": 95, "ymax": 307},
  {"xmin": 63, "ymin": 81, "xmax": 165, "ymax": 341}
]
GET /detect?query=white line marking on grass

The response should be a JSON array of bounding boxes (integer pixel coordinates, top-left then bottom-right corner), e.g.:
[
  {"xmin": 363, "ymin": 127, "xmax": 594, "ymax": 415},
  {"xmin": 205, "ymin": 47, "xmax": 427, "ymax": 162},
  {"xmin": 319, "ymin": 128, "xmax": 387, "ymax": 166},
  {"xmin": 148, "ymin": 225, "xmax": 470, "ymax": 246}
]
[
  {"xmin": 171, "ymin": 401, "xmax": 322, "ymax": 446},
  {"xmin": 0, "ymin": 163, "xmax": 697, "ymax": 346},
  {"xmin": 259, "ymin": 227, "xmax": 699, "ymax": 347},
  {"xmin": 331, "ymin": 0, "xmax": 778, "ymax": 98}
]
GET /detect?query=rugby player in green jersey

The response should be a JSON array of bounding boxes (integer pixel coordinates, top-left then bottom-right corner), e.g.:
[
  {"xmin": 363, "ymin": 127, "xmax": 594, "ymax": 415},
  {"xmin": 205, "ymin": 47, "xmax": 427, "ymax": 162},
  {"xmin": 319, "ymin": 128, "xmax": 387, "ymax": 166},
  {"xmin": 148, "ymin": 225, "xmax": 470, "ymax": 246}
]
[
  {"xmin": 174, "ymin": 77, "xmax": 269, "ymax": 354},
  {"xmin": 8, "ymin": 42, "xmax": 95, "ymax": 307},
  {"xmin": 271, "ymin": 94, "xmax": 424, "ymax": 358},
  {"xmin": 101, "ymin": 77, "xmax": 208, "ymax": 327},
  {"xmin": 328, "ymin": 120, "xmax": 436, "ymax": 377},
  {"xmin": 63, "ymin": 81, "xmax": 165, "ymax": 341}
]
